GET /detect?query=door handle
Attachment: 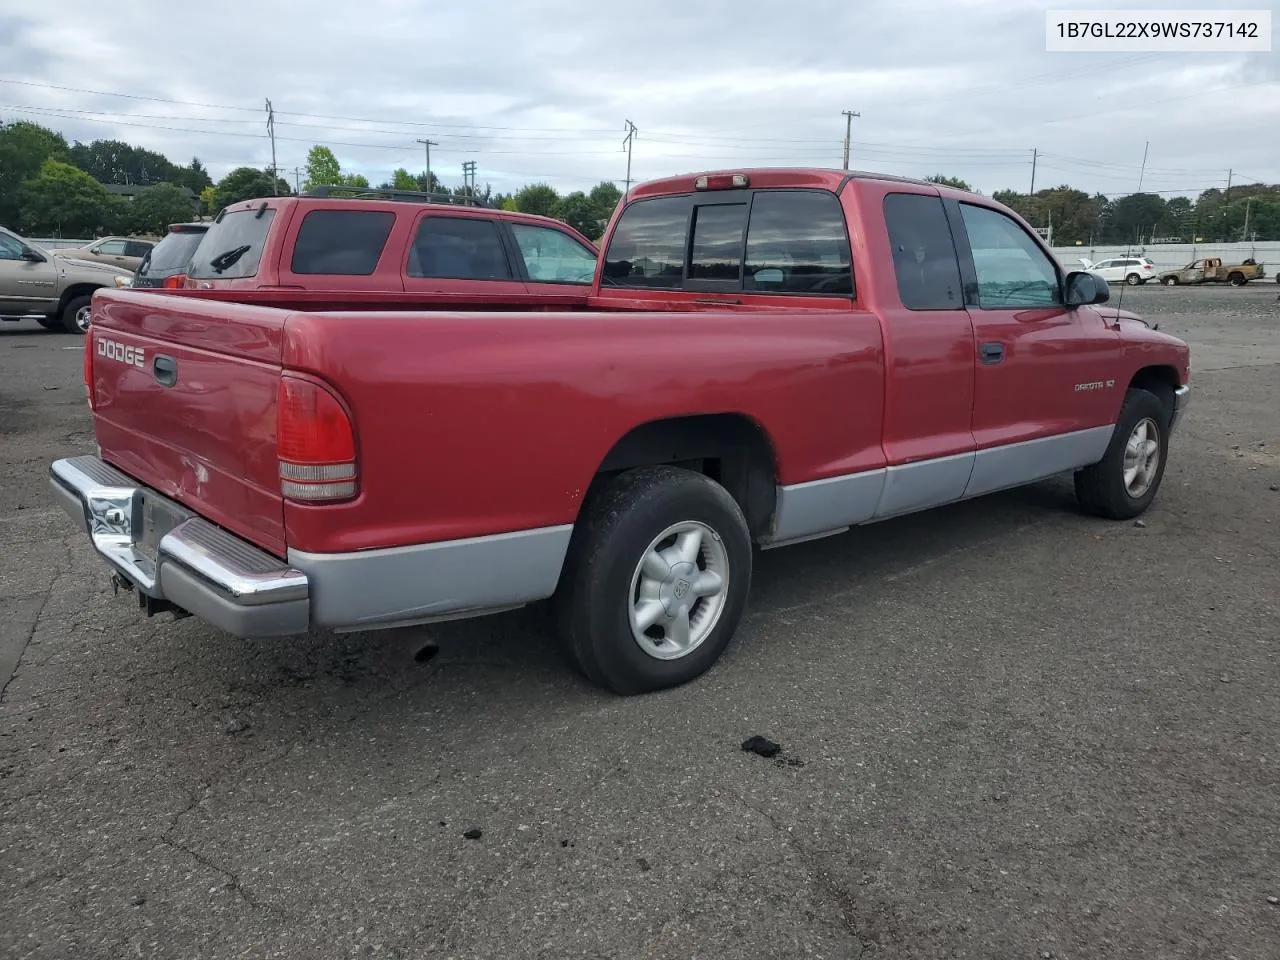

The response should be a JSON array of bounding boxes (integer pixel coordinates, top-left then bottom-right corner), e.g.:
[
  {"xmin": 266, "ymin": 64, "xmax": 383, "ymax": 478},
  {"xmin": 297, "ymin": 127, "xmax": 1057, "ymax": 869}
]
[
  {"xmin": 153, "ymin": 355, "xmax": 177, "ymax": 387},
  {"xmin": 979, "ymin": 342, "xmax": 1005, "ymax": 365}
]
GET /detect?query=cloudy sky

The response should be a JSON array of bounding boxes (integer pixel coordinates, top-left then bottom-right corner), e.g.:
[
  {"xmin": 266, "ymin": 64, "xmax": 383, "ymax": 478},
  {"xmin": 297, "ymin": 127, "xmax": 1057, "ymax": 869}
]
[{"xmin": 1, "ymin": 0, "xmax": 1275, "ymax": 199}]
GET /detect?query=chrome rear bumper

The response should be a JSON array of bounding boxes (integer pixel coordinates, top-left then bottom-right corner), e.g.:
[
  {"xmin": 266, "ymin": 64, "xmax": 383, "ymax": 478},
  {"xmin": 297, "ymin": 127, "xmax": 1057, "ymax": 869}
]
[{"xmin": 49, "ymin": 455, "xmax": 309, "ymax": 637}]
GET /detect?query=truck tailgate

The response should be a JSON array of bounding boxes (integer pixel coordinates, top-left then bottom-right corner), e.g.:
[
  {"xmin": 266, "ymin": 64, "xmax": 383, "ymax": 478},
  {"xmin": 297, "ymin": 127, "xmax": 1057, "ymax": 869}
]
[{"xmin": 89, "ymin": 290, "xmax": 287, "ymax": 557}]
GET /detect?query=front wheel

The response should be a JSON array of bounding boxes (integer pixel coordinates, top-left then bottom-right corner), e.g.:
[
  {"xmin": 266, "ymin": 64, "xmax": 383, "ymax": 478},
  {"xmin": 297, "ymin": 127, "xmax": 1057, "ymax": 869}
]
[
  {"xmin": 1125, "ymin": 273, "xmax": 1143, "ymax": 286},
  {"xmin": 1074, "ymin": 388, "xmax": 1170, "ymax": 520},
  {"xmin": 552, "ymin": 466, "xmax": 753, "ymax": 695},
  {"xmin": 60, "ymin": 294, "xmax": 92, "ymax": 334}
]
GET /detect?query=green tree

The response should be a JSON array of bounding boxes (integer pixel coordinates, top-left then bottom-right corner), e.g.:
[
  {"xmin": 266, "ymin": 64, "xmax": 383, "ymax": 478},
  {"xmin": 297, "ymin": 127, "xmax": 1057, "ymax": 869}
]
[
  {"xmin": 199, "ymin": 185, "xmax": 217, "ymax": 215},
  {"xmin": 68, "ymin": 138, "xmax": 179, "ymax": 185},
  {"xmin": 211, "ymin": 167, "xmax": 285, "ymax": 211},
  {"xmin": 925, "ymin": 174, "xmax": 972, "ymax": 191},
  {"xmin": 174, "ymin": 157, "xmax": 213, "ymax": 195},
  {"xmin": 18, "ymin": 158, "xmax": 116, "ymax": 236},
  {"xmin": 0, "ymin": 121, "xmax": 70, "ymax": 226},
  {"xmin": 513, "ymin": 183, "xmax": 560, "ymax": 217},
  {"xmin": 555, "ymin": 191, "xmax": 597, "ymax": 237},
  {"xmin": 339, "ymin": 172, "xmax": 369, "ymax": 188},
  {"xmin": 390, "ymin": 168, "xmax": 418, "ymax": 190},
  {"xmin": 127, "ymin": 183, "xmax": 198, "ymax": 235},
  {"xmin": 304, "ymin": 145, "xmax": 343, "ymax": 189},
  {"xmin": 1108, "ymin": 193, "xmax": 1168, "ymax": 244},
  {"xmin": 587, "ymin": 182, "xmax": 623, "ymax": 238}
]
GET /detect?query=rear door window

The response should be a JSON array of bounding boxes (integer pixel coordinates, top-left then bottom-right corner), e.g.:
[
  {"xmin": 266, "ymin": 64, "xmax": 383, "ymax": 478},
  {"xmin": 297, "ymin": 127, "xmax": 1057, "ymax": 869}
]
[
  {"xmin": 188, "ymin": 208, "xmax": 276, "ymax": 280},
  {"xmin": 408, "ymin": 217, "xmax": 513, "ymax": 279},
  {"xmin": 291, "ymin": 210, "xmax": 396, "ymax": 276},
  {"xmin": 509, "ymin": 223, "xmax": 597, "ymax": 284},
  {"xmin": 882, "ymin": 193, "xmax": 963, "ymax": 310}
]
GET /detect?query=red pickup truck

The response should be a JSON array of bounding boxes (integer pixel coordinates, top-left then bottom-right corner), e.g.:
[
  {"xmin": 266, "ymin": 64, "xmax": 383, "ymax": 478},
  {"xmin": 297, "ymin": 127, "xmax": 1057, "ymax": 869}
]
[{"xmin": 51, "ymin": 168, "xmax": 1191, "ymax": 695}]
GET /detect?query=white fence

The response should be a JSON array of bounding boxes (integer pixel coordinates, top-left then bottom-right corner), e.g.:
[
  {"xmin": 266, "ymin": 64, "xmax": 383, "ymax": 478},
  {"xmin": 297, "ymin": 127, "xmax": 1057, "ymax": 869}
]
[{"xmin": 1051, "ymin": 241, "xmax": 1277, "ymax": 272}]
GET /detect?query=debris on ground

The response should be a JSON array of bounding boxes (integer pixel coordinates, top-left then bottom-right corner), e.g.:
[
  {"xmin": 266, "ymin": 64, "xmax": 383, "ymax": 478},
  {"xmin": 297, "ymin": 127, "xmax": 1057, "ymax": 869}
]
[
  {"xmin": 636, "ymin": 857, "xmax": 651, "ymax": 872},
  {"xmin": 462, "ymin": 828, "xmax": 482, "ymax": 840},
  {"xmin": 222, "ymin": 717, "xmax": 250, "ymax": 735},
  {"xmin": 741, "ymin": 735, "xmax": 781, "ymax": 758},
  {"xmin": 130, "ymin": 895, "xmax": 146, "ymax": 907},
  {"xmin": 1267, "ymin": 895, "xmax": 1279, "ymax": 905},
  {"xmin": 1133, "ymin": 519, "xmax": 1146, "ymax": 528}
]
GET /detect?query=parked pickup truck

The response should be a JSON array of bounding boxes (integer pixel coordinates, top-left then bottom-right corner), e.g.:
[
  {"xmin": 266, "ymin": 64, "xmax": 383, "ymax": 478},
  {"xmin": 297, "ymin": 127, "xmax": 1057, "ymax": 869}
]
[
  {"xmin": 1158, "ymin": 257, "xmax": 1265, "ymax": 286},
  {"xmin": 50, "ymin": 168, "xmax": 1192, "ymax": 695},
  {"xmin": 1, "ymin": 224, "xmax": 134, "ymax": 333}
]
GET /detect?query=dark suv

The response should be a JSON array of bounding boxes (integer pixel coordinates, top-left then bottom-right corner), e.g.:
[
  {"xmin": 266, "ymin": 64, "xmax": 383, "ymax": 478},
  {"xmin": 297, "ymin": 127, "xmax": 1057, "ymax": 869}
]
[{"xmin": 131, "ymin": 222, "xmax": 210, "ymax": 289}]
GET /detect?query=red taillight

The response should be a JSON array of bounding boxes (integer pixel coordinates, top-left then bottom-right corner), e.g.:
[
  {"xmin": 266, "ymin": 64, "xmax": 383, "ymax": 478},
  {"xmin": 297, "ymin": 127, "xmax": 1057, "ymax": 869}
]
[
  {"xmin": 276, "ymin": 375, "xmax": 357, "ymax": 502},
  {"xmin": 83, "ymin": 332, "xmax": 96, "ymax": 410},
  {"xmin": 162, "ymin": 274, "xmax": 187, "ymax": 288}
]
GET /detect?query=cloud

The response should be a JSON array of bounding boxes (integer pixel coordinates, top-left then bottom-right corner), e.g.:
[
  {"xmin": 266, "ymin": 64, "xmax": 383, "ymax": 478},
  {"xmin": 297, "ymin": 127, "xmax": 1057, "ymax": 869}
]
[{"xmin": 1, "ymin": 0, "xmax": 1276, "ymax": 198}]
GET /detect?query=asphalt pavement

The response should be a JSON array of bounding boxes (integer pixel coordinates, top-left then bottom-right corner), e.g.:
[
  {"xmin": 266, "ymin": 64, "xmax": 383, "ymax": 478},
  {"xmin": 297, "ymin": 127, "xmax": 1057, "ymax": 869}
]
[{"xmin": 2, "ymin": 285, "xmax": 1278, "ymax": 960}]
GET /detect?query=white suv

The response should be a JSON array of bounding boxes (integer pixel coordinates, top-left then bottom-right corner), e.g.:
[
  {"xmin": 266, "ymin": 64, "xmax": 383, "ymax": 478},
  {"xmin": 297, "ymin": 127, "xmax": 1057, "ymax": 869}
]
[{"xmin": 1080, "ymin": 256, "xmax": 1157, "ymax": 286}]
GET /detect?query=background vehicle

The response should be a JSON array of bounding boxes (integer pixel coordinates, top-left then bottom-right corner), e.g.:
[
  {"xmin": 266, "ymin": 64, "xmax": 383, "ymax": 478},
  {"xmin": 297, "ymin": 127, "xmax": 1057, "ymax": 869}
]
[
  {"xmin": 0, "ymin": 225, "xmax": 133, "ymax": 332},
  {"xmin": 131, "ymin": 222, "xmax": 209, "ymax": 289},
  {"xmin": 52, "ymin": 169, "xmax": 1191, "ymax": 696},
  {"xmin": 53, "ymin": 236, "xmax": 155, "ymax": 273},
  {"xmin": 1079, "ymin": 256, "xmax": 1157, "ymax": 285},
  {"xmin": 180, "ymin": 186, "xmax": 599, "ymax": 310},
  {"xmin": 1158, "ymin": 257, "xmax": 1265, "ymax": 286}
]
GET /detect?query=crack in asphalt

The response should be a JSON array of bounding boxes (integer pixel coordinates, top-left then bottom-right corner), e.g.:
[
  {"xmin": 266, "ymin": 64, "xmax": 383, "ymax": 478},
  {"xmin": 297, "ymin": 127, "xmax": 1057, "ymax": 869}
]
[
  {"xmin": 0, "ymin": 536, "xmax": 74, "ymax": 704},
  {"xmin": 729, "ymin": 795, "xmax": 889, "ymax": 957}
]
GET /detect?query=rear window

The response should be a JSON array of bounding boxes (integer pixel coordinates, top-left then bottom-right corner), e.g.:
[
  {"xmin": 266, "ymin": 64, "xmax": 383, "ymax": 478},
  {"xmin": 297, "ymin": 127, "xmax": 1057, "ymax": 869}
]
[
  {"xmin": 602, "ymin": 190, "xmax": 853, "ymax": 295},
  {"xmin": 602, "ymin": 195, "xmax": 691, "ymax": 288},
  {"xmin": 291, "ymin": 210, "xmax": 395, "ymax": 276},
  {"xmin": 137, "ymin": 230, "xmax": 206, "ymax": 277},
  {"xmin": 187, "ymin": 208, "xmax": 276, "ymax": 280}
]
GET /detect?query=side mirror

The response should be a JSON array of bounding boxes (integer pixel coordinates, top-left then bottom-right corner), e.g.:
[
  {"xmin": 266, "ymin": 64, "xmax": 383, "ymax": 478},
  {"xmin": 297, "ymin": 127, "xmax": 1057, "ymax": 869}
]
[
  {"xmin": 1064, "ymin": 269, "xmax": 1109, "ymax": 306},
  {"xmin": 20, "ymin": 247, "xmax": 45, "ymax": 263}
]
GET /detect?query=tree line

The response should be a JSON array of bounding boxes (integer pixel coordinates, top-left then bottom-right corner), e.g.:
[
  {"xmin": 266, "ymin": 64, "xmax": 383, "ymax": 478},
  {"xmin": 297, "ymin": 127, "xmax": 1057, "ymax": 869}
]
[{"xmin": 2, "ymin": 119, "xmax": 1275, "ymax": 244}]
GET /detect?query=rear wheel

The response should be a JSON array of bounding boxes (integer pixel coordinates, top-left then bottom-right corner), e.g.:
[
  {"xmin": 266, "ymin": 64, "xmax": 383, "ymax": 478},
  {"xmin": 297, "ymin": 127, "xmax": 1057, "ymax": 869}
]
[
  {"xmin": 1228, "ymin": 272, "xmax": 1246, "ymax": 287},
  {"xmin": 35, "ymin": 316, "xmax": 58, "ymax": 329},
  {"xmin": 1162, "ymin": 276, "xmax": 1178, "ymax": 286},
  {"xmin": 1125, "ymin": 273, "xmax": 1142, "ymax": 286},
  {"xmin": 1074, "ymin": 388, "xmax": 1170, "ymax": 520},
  {"xmin": 552, "ymin": 466, "xmax": 752, "ymax": 695},
  {"xmin": 60, "ymin": 294, "xmax": 92, "ymax": 334}
]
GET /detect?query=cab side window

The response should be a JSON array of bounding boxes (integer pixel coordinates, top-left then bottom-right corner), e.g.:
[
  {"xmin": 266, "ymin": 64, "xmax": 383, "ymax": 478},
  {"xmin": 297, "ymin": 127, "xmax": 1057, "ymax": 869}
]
[
  {"xmin": 882, "ymin": 193, "xmax": 963, "ymax": 310},
  {"xmin": 408, "ymin": 216, "xmax": 512, "ymax": 280},
  {"xmin": 959, "ymin": 203, "xmax": 1062, "ymax": 308}
]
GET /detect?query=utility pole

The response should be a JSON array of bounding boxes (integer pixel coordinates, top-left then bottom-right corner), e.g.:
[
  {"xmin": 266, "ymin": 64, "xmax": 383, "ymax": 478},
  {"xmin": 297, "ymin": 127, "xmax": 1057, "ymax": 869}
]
[
  {"xmin": 1243, "ymin": 196, "xmax": 1252, "ymax": 245},
  {"xmin": 1135, "ymin": 140, "xmax": 1150, "ymax": 194},
  {"xmin": 416, "ymin": 138, "xmax": 438, "ymax": 191},
  {"xmin": 292, "ymin": 166, "xmax": 302, "ymax": 194},
  {"xmin": 841, "ymin": 110, "xmax": 860, "ymax": 170},
  {"xmin": 1029, "ymin": 147, "xmax": 1038, "ymax": 197},
  {"xmin": 622, "ymin": 120, "xmax": 638, "ymax": 195},
  {"xmin": 264, "ymin": 99, "xmax": 277, "ymax": 188},
  {"xmin": 1226, "ymin": 168, "xmax": 1233, "ymax": 199},
  {"xmin": 461, "ymin": 160, "xmax": 477, "ymax": 198}
]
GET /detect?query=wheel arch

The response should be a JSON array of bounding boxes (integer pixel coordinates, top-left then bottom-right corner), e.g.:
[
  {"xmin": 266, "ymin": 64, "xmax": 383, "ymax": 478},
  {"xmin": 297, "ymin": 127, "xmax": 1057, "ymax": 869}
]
[
  {"xmin": 1127, "ymin": 364, "xmax": 1179, "ymax": 420},
  {"xmin": 584, "ymin": 413, "xmax": 780, "ymax": 539},
  {"xmin": 55, "ymin": 283, "xmax": 109, "ymax": 313}
]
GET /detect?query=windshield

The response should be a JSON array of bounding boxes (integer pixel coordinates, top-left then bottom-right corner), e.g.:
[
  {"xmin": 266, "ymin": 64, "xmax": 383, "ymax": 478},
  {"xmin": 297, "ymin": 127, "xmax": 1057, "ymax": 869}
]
[
  {"xmin": 187, "ymin": 208, "xmax": 276, "ymax": 280},
  {"xmin": 137, "ymin": 230, "xmax": 207, "ymax": 276}
]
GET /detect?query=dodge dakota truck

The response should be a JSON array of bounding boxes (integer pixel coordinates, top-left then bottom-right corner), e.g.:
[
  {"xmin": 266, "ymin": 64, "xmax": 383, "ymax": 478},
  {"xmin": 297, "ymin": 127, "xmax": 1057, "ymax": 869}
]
[{"xmin": 50, "ymin": 168, "xmax": 1192, "ymax": 695}]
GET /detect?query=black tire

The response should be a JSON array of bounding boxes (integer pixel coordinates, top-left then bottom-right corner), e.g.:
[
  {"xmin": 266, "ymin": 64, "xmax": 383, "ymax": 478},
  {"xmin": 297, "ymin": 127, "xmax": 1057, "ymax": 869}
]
[
  {"xmin": 1162, "ymin": 276, "xmax": 1177, "ymax": 286},
  {"xmin": 35, "ymin": 316, "xmax": 58, "ymax": 329},
  {"xmin": 1074, "ymin": 388, "xmax": 1171, "ymax": 521},
  {"xmin": 1227, "ymin": 273, "xmax": 1246, "ymax": 287},
  {"xmin": 60, "ymin": 294, "xmax": 93, "ymax": 335},
  {"xmin": 552, "ymin": 466, "xmax": 752, "ymax": 696},
  {"xmin": 1125, "ymin": 273, "xmax": 1142, "ymax": 286}
]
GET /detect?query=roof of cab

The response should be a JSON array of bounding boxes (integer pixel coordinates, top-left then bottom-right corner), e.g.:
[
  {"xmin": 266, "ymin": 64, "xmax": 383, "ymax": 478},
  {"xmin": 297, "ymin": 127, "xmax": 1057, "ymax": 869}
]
[{"xmin": 627, "ymin": 167, "xmax": 975, "ymax": 201}]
